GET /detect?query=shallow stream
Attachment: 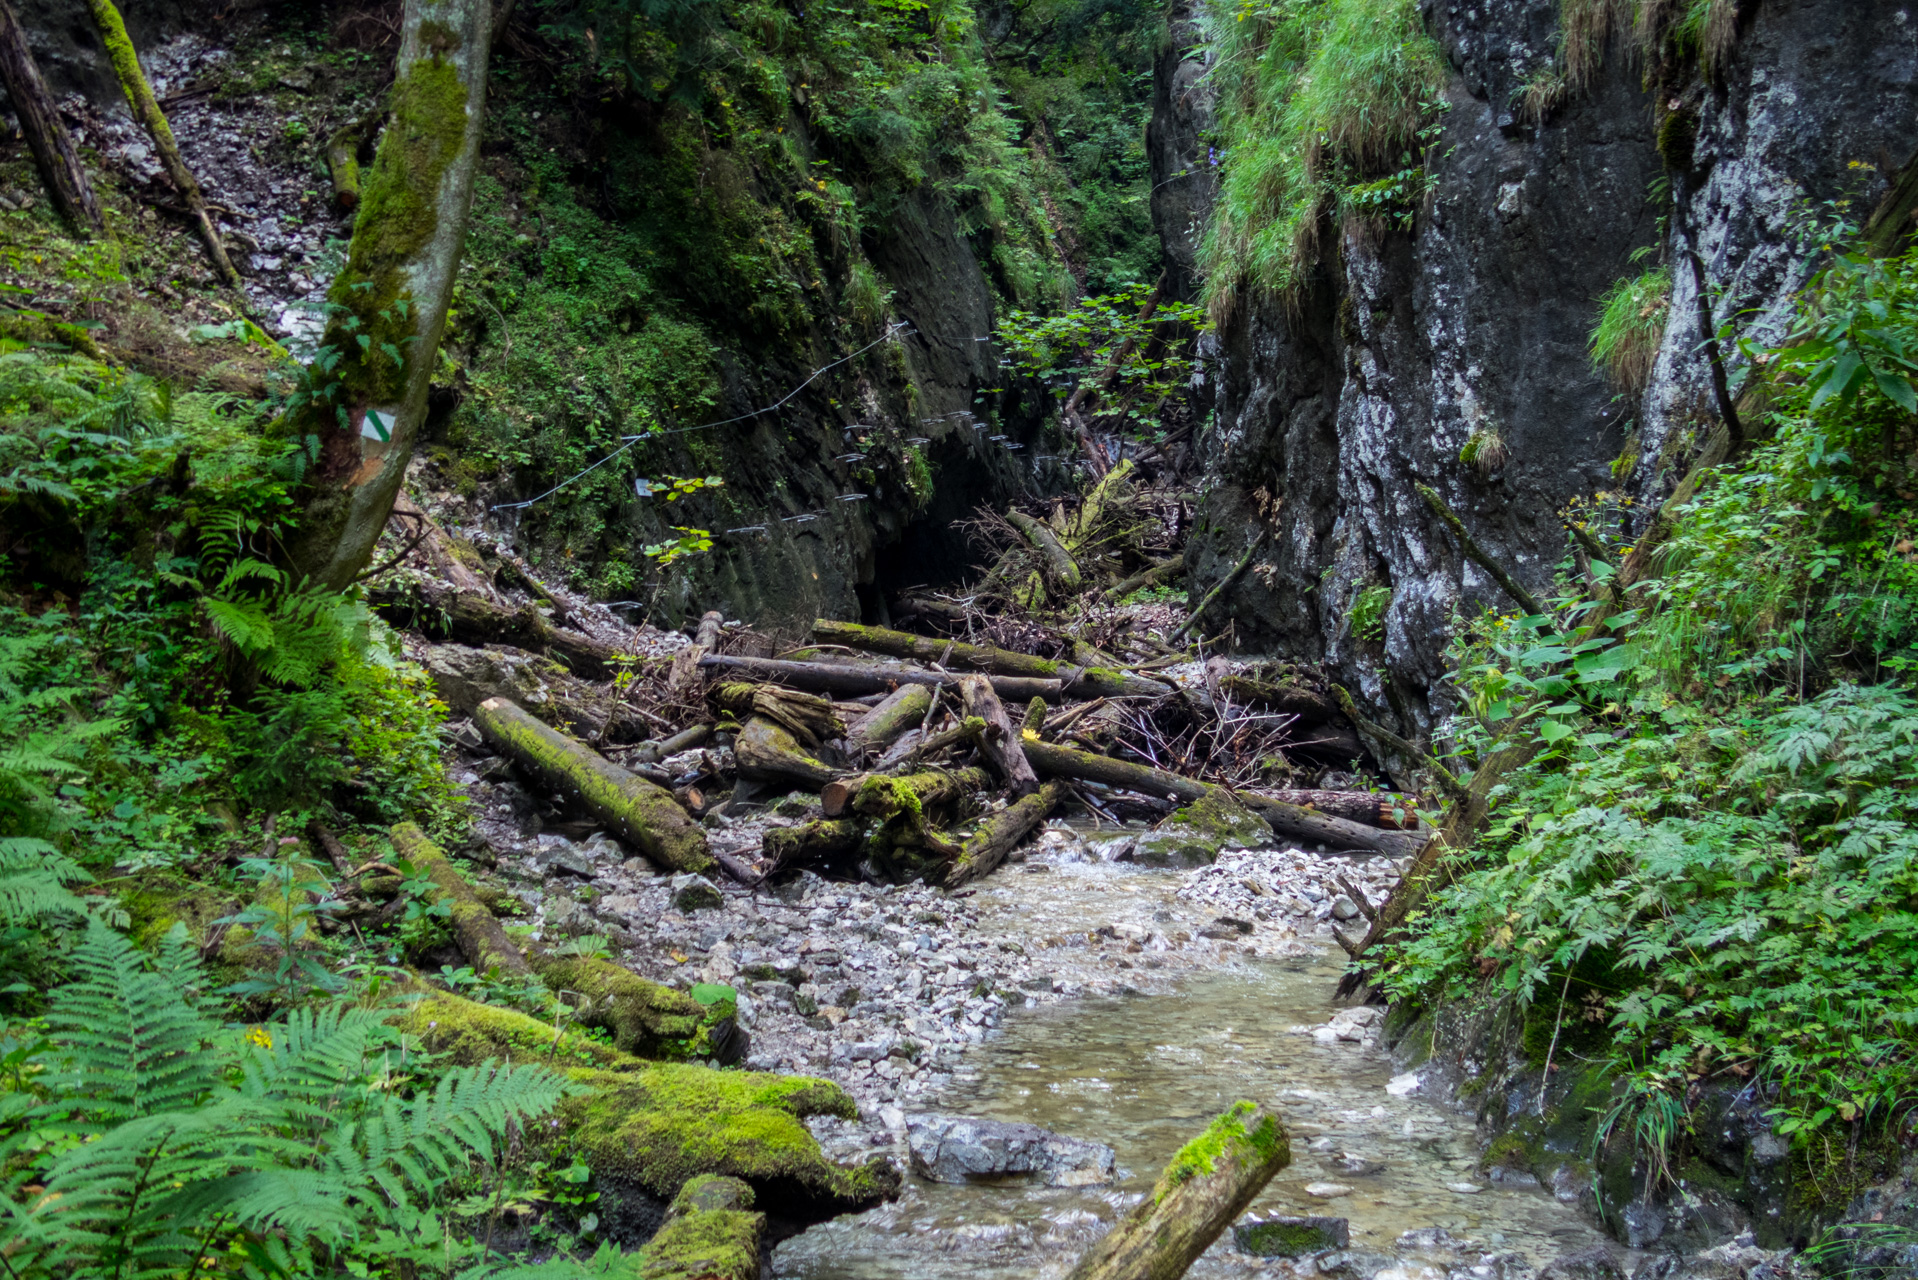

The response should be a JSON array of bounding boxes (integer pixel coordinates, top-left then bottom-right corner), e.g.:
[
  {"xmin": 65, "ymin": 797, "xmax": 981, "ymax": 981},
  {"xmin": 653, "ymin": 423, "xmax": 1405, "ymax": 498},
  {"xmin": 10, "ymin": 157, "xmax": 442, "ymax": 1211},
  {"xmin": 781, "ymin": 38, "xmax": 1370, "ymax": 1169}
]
[{"xmin": 771, "ymin": 855, "xmax": 1621, "ymax": 1280}]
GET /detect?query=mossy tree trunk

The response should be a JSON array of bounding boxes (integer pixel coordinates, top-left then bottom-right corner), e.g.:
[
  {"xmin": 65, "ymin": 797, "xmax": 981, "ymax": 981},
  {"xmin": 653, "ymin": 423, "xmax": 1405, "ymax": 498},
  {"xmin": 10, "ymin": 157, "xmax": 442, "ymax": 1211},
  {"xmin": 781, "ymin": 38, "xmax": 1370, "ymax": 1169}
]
[
  {"xmin": 0, "ymin": 0, "xmax": 103, "ymax": 234},
  {"xmin": 1065, "ymin": 1101, "xmax": 1289, "ymax": 1280},
  {"xmin": 286, "ymin": 0, "xmax": 493, "ymax": 590},
  {"xmin": 82, "ymin": 0, "xmax": 239, "ymax": 284}
]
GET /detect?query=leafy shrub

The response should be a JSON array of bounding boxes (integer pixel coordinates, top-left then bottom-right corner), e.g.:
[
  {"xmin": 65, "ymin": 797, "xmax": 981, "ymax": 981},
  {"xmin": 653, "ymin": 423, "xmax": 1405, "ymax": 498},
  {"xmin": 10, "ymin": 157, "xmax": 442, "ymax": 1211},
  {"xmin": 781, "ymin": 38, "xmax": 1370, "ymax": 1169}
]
[{"xmin": 1385, "ymin": 236, "xmax": 1918, "ymax": 1166}]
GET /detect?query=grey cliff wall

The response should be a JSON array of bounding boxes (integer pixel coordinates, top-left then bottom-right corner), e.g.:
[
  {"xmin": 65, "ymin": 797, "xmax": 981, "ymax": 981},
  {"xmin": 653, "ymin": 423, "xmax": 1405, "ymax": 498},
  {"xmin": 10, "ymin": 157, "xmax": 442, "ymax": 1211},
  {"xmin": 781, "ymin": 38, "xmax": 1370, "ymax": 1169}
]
[{"xmin": 1173, "ymin": 0, "xmax": 1918, "ymax": 750}]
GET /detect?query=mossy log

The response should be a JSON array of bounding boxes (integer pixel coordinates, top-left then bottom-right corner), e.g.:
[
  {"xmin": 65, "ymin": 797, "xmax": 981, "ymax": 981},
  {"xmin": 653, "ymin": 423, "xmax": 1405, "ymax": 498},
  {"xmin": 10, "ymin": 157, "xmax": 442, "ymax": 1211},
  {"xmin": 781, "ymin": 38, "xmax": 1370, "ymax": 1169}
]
[
  {"xmin": 1331, "ymin": 685, "xmax": 1465, "ymax": 801},
  {"xmin": 1019, "ymin": 733, "xmax": 1428, "ymax": 857},
  {"xmin": 83, "ymin": 0, "xmax": 240, "ymax": 286},
  {"xmin": 944, "ymin": 780, "xmax": 1067, "ymax": 888},
  {"xmin": 1006, "ymin": 510, "xmax": 1083, "ymax": 594},
  {"xmin": 699, "ymin": 653, "xmax": 1063, "ymax": 702},
  {"xmin": 0, "ymin": 0, "xmax": 103, "ymax": 234},
  {"xmin": 391, "ymin": 822, "xmax": 533, "ymax": 977},
  {"xmin": 1064, "ymin": 1101, "xmax": 1289, "ymax": 1280},
  {"xmin": 735, "ymin": 715, "xmax": 845, "ymax": 789},
  {"xmin": 637, "ymin": 1175, "xmax": 764, "ymax": 1280},
  {"xmin": 324, "ymin": 115, "xmax": 372, "ymax": 212},
  {"xmin": 844, "ymin": 683, "xmax": 933, "ymax": 757},
  {"xmin": 762, "ymin": 818, "xmax": 864, "ymax": 871},
  {"xmin": 712, "ymin": 682, "xmax": 842, "ymax": 747},
  {"xmin": 391, "ymin": 989, "xmax": 897, "ymax": 1225},
  {"xmin": 1216, "ymin": 674, "xmax": 1342, "ymax": 724},
  {"xmin": 959, "ymin": 675, "xmax": 1038, "ymax": 797},
  {"xmin": 528, "ymin": 952, "xmax": 724, "ymax": 1062},
  {"xmin": 371, "ymin": 581, "xmax": 622, "ymax": 679},
  {"xmin": 394, "ymin": 986, "xmax": 637, "ymax": 1071},
  {"xmin": 846, "ymin": 767, "xmax": 990, "ymax": 824},
  {"xmin": 810, "ymin": 620, "xmax": 1169, "ymax": 700},
  {"xmin": 474, "ymin": 697, "xmax": 714, "ymax": 874}
]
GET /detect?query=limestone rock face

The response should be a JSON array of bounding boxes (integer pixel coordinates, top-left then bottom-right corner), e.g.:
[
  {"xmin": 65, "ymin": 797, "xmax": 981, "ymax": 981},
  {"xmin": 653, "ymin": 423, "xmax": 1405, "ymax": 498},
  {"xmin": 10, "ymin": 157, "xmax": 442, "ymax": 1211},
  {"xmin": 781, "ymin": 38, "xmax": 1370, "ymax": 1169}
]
[
  {"xmin": 906, "ymin": 1114, "xmax": 1117, "ymax": 1187},
  {"xmin": 1172, "ymin": 0, "xmax": 1918, "ymax": 761}
]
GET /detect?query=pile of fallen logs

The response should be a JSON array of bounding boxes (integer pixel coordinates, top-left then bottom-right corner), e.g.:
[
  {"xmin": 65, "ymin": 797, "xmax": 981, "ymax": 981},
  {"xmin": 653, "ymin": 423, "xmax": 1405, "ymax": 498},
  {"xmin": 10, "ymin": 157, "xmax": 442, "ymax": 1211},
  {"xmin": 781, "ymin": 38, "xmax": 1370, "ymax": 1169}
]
[{"xmin": 468, "ymin": 612, "xmax": 1434, "ymax": 903}]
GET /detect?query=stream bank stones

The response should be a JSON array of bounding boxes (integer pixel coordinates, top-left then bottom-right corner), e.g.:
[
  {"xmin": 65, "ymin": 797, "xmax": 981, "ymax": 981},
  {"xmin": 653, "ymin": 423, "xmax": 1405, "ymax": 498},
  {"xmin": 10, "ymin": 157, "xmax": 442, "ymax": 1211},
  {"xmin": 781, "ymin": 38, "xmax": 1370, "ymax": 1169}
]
[{"xmin": 906, "ymin": 1115, "xmax": 1117, "ymax": 1186}]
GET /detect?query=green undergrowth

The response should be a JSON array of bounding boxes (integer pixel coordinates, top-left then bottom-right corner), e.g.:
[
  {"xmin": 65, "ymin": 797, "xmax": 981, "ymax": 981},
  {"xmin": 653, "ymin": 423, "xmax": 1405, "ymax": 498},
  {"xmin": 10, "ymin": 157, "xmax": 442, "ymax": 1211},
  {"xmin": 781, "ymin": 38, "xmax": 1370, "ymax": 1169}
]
[
  {"xmin": 1382, "ymin": 232, "xmax": 1918, "ymax": 1213},
  {"xmin": 1198, "ymin": 0, "xmax": 1448, "ymax": 314}
]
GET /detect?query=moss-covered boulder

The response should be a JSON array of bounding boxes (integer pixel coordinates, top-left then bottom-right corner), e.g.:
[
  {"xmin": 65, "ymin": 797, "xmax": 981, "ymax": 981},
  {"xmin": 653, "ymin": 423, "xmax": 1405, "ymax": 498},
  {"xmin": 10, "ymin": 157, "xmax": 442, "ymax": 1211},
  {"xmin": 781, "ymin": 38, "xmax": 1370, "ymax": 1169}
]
[
  {"xmin": 634, "ymin": 1175, "xmax": 764, "ymax": 1280},
  {"xmin": 1132, "ymin": 791, "xmax": 1269, "ymax": 866},
  {"xmin": 567, "ymin": 1061, "xmax": 899, "ymax": 1233},
  {"xmin": 386, "ymin": 990, "xmax": 894, "ymax": 1236}
]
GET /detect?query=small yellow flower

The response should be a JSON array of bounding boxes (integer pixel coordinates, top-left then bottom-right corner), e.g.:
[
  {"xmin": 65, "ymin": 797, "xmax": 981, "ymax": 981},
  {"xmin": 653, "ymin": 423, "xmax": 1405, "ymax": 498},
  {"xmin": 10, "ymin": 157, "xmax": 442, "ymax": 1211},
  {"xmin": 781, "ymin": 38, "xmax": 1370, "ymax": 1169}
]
[{"xmin": 246, "ymin": 1026, "xmax": 272, "ymax": 1050}]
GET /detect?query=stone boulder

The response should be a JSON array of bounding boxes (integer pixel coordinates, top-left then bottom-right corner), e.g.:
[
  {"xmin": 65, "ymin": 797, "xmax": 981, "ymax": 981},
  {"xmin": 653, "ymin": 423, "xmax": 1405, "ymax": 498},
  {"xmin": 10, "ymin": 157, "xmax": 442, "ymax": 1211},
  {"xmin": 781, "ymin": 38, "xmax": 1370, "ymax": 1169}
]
[
  {"xmin": 1234, "ymin": 1214, "xmax": 1349, "ymax": 1258},
  {"xmin": 906, "ymin": 1115, "xmax": 1116, "ymax": 1187},
  {"xmin": 1132, "ymin": 791, "xmax": 1270, "ymax": 866}
]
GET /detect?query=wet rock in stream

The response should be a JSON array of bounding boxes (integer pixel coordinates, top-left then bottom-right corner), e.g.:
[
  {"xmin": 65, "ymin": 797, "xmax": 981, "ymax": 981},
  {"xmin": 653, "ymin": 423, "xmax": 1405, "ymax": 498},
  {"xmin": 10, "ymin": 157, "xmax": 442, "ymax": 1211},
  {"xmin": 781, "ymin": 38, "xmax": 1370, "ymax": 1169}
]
[{"xmin": 907, "ymin": 1115, "xmax": 1117, "ymax": 1187}]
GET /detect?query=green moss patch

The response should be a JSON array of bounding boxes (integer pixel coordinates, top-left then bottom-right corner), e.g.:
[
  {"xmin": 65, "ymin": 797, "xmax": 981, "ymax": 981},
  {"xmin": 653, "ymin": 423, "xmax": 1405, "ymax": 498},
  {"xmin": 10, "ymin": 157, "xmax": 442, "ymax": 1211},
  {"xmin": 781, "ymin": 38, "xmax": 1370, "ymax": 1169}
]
[{"xmin": 1155, "ymin": 1100, "xmax": 1288, "ymax": 1202}]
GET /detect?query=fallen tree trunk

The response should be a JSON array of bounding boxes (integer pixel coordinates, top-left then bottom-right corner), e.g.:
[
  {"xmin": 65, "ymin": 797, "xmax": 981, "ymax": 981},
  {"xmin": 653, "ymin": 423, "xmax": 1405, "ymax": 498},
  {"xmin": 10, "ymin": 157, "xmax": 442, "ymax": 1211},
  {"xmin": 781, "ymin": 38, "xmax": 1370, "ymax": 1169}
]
[
  {"xmin": 1006, "ymin": 510, "xmax": 1082, "ymax": 595},
  {"xmin": 1064, "ymin": 1100, "xmax": 1289, "ymax": 1280},
  {"xmin": 1019, "ymin": 733, "xmax": 1428, "ymax": 857},
  {"xmin": 1216, "ymin": 674, "xmax": 1342, "ymax": 723},
  {"xmin": 712, "ymin": 682, "xmax": 842, "ymax": 746},
  {"xmin": 84, "ymin": 0, "xmax": 243, "ymax": 288},
  {"xmin": 959, "ymin": 675, "xmax": 1038, "ymax": 797},
  {"xmin": 735, "ymin": 715, "xmax": 845, "ymax": 790},
  {"xmin": 811, "ymin": 620, "xmax": 1169, "ymax": 700},
  {"xmin": 527, "ymin": 952, "xmax": 723, "ymax": 1060},
  {"xmin": 844, "ymin": 684, "xmax": 933, "ymax": 757},
  {"xmin": 391, "ymin": 822, "xmax": 533, "ymax": 977},
  {"xmin": 849, "ymin": 767, "xmax": 992, "ymax": 823},
  {"xmin": 474, "ymin": 697, "xmax": 713, "ymax": 874},
  {"xmin": 1261, "ymin": 790, "xmax": 1422, "ymax": 830},
  {"xmin": 944, "ymin": 780, "xmax": 1066, "ymax": 888},
  {"xmin": 371, "ymin": 581, "xmax": 622, "ymax": 680},
  {"xmin": 698, "ymin": 654, "xmax": 1063, "ymax": 702}
]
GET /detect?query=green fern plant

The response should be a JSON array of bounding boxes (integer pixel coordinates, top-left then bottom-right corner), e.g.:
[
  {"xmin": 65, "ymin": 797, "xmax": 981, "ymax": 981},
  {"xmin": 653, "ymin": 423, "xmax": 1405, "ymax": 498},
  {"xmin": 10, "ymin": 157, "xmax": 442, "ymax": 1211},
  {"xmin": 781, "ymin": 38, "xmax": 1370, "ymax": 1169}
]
[{"xmin": 0, "ymin": 925, "xmax": 572, "ymax": 1276}]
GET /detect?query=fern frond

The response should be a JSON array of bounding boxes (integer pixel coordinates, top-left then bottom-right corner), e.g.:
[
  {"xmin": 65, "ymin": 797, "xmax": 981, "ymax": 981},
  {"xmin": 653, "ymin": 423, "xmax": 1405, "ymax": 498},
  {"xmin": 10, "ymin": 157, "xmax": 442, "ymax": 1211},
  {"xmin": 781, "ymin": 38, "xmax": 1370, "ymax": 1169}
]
[
  {"xmin": 44, "ymin": 925, "xmax": 219, "ymax": 1125},
  {"xmin": 203, "ymin": 598, "xmax": 276, "ymax": 655}
]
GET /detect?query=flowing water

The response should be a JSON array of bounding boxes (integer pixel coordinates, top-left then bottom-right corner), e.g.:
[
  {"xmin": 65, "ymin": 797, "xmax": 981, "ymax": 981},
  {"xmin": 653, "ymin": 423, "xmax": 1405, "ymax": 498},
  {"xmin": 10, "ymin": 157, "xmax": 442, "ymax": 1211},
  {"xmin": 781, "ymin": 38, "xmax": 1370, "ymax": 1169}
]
[{"xmin": 771, "ymin": 853, "xmax": 1623, "ymax": 1280}]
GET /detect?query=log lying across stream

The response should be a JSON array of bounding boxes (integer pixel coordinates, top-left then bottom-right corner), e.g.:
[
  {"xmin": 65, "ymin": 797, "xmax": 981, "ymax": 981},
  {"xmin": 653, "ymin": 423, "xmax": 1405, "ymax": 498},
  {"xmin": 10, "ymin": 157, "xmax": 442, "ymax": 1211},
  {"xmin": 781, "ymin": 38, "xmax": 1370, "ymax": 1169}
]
[
  {"xmin": 812, "ymin": 619, "xmax": 1171, "ymax": 699},
  {"xmin": 1065, "ymin": 1101, "xmax": 1290, "ymax": 1280}
]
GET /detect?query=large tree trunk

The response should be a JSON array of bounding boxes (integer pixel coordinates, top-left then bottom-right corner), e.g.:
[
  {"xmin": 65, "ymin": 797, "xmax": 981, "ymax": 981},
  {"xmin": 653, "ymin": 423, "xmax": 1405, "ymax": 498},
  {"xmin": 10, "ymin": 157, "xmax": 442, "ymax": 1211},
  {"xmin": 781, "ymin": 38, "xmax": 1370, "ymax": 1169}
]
[
  {"xmin": 82, "ymin": 0, "xmax": 239, "ymax": 284},
  {"xmin": 286, "ymin": 0, "xmax": 492, "ymax": 590},
  {"xmin": 0, "ymin": 0, "xmax": 103, "ymax": 234},
  {"xmin": 1065, "ymin": 1101, "xmax": 1289, "ymax": 1280}
]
